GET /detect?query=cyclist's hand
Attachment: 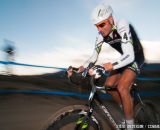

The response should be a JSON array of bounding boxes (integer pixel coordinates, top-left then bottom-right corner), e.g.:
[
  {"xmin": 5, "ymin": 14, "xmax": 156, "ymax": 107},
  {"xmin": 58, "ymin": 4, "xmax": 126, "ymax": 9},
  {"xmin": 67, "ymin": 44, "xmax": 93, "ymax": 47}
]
[
  {"xmin": 67, "ymin": 66, "xmax": 80, "ymax": 77},
  {"xmin": 88, "ymin": 68, "xmax": 94, "ymax": 76},
  {"xmin": 88, "ymin": 65, "xmax": 106, "ymax": 79},
  {"xmin": 103, "ymin": 62, "xmax": 113, "ymax": 71}
]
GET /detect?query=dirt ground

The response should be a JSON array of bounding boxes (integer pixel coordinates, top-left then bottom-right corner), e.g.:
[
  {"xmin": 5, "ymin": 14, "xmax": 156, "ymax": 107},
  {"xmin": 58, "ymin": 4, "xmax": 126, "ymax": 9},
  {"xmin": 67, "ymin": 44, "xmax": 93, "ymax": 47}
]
[{"xmin": 0, "ymin": 93, "xmax": 160, "ymax": 130}]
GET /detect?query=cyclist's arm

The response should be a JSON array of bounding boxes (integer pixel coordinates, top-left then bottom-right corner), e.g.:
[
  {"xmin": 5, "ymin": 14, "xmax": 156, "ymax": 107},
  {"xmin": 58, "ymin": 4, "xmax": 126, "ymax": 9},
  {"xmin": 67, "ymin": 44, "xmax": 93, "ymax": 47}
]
[
  {"xmin": 83, "ymin": 35, "xmax": 103, "ymax": 68},
  {"xmin": 111, "ymin": 19, "xmax": 135, "ymax": 70},
  {"xmin": 83, "ymin": 49, "xmax": 98, "ymax": 68}
]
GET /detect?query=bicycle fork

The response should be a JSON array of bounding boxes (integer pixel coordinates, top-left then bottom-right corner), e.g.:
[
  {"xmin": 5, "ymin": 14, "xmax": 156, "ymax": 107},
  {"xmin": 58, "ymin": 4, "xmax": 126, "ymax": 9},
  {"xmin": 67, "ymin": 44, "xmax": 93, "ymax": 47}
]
[
  {"xmin": 75, "ymin": 82, "xmax": 97, "ymax": 130},
  {"xmin": 76, "ymin": 108, "xmax": 94, "ymax": 130}
]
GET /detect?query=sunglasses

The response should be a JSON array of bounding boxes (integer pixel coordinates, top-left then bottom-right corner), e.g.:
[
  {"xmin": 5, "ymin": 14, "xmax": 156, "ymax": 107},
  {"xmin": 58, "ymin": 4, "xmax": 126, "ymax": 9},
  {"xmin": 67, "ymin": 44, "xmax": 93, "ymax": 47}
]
[{"xmin": 96, "ymin": 22, "xmax": 106, "ymax": 28}]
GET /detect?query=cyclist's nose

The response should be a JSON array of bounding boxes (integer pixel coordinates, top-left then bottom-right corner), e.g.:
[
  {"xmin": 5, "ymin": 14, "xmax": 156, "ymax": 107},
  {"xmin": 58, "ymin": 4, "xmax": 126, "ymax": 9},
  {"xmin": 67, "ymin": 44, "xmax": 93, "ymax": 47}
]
[{"xmin": 97, "ymin": 27, "xmax": 103, "ymax": 34}]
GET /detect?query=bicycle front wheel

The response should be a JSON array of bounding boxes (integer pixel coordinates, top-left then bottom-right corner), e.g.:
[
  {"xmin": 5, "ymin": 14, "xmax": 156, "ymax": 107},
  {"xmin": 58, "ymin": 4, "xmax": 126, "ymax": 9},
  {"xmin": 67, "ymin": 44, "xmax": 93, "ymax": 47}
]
[{"xmin": 42, "ymin": 105, "xmax": 102, "ymax": 130}]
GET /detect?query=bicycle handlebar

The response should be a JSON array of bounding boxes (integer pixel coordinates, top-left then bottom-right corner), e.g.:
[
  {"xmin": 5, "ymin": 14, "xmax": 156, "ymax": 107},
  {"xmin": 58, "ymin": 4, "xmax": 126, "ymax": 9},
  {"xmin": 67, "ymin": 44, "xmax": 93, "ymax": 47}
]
[
  {"xmin": 67, "ymin": 63, "xmax": 118, "ymax": 92},
  {"xmin": 67, "ymin": 62, "xmax": 94, "ymax": 78}
]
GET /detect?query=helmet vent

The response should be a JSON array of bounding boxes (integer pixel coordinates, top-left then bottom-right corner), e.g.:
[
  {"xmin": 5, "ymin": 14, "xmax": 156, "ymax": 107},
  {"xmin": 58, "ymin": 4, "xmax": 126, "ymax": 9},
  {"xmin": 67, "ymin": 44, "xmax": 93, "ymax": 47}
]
[{"xmin": 98, "ymin": 9, "xmax": 101, "ymax": 17}]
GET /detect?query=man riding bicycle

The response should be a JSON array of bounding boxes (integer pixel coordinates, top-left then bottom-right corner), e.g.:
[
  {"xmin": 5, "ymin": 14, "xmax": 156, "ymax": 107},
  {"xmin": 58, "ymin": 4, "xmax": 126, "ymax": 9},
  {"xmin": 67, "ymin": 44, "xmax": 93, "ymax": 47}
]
[{"xmin": 67, "ymin": 3, "xmax": 145, "ymax": 130}]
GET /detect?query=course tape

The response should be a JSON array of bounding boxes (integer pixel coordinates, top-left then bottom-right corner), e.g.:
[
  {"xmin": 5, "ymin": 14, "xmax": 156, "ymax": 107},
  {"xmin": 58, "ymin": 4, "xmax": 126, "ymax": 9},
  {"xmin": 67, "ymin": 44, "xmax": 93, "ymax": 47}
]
[
  {"xmin": 1, "ymin": 60, "xmax": 160, "ymax": 81},
  {"xmin": 0, "ymin": 61, "xmax": 66, "ymax": 70},
  {"xmin": 0, "ymin": 89, "xmax": 160, "ymax": 99},
  {"xmin": 143, "ymin": 65, "xmax": 160, "ymax": 70},
  {"xmin": 137, "ymin": 77, "xmax": 160, "ymax": 81},
  {"xmin": 1, "ymin": 60, "xmax": 160, "ymax": 70}
]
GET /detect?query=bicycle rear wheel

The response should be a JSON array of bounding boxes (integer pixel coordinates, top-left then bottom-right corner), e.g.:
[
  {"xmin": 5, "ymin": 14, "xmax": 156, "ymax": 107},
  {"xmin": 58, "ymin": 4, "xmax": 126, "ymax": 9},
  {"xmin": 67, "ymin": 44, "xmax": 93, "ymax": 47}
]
[
  {"xmin": 42, "ymin": 105, "xmax": 102, "ymax": 130},
  {"xmin": 134, "ymin": 100, "xmax": 160, "ymax": 129}
]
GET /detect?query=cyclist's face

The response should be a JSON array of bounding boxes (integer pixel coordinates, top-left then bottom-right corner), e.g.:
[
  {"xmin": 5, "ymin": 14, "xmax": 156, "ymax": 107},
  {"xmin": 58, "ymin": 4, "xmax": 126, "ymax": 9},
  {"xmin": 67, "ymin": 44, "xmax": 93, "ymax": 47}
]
[{"xmin": 95, "ymin": 19, "xmax": 112, "ymax": 37}]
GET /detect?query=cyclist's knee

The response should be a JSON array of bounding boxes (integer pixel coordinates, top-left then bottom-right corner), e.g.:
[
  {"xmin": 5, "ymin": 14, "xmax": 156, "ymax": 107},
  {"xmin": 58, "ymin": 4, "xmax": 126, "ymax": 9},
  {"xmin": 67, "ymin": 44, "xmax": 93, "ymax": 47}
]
[
  {"xmin": 105, "ymin": 79, "xmax": 117, "ymax": 87},
  {"xmin": 117, "ymin": 84, "xmax": 130, "ymax": 97},
  {"xmin": 104, "ymin": 80, "xmax": 116, "ymax": 87}
]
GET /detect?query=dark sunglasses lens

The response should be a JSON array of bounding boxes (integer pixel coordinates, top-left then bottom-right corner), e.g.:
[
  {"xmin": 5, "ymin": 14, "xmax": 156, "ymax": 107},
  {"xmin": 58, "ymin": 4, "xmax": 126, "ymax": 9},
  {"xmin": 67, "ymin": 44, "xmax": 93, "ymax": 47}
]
[{"xmin": 99, "ymin": 23, "xmax": 105, "ymax": 28}]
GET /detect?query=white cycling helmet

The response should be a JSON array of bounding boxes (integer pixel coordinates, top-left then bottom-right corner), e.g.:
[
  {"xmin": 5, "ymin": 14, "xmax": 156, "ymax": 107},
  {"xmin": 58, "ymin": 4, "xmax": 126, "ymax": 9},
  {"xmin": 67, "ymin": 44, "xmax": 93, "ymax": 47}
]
[{"xmin": 91, "ymin": 4, "xmax": 113, "ymax": 24}]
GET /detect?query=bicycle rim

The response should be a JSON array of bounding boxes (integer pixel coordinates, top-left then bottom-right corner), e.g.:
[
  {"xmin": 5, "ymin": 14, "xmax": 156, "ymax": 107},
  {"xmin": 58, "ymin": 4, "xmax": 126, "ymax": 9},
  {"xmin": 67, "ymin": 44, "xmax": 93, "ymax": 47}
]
[{"xmin": 42, "ymin": 105, "xmax": 102, "ymax": 130}]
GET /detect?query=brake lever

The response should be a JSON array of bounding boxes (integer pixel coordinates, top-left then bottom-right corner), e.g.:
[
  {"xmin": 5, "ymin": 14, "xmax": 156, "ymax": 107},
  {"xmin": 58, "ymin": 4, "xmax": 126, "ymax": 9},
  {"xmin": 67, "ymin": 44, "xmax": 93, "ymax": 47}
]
[
  {"xmin": 82, "ymin": 68, "xmax": 88, "ymax": 77},
  {"xmin": 82, "ymin": 62, "xmax": 94, "ymax": 77}
]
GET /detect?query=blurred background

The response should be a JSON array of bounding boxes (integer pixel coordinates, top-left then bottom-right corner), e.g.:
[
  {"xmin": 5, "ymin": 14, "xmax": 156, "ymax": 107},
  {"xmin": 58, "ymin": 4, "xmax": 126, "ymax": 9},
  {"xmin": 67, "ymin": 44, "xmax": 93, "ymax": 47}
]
[{"xmin": 0, "ymin": 0, "xmax": 160, "ymax": 130}]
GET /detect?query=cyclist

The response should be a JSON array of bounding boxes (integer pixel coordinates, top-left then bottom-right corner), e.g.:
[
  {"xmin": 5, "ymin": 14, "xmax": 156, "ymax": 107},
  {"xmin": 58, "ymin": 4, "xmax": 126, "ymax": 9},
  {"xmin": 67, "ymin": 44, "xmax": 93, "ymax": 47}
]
[{"xmin": 67, "ymin": 3, "xmax": 144, "ymax": 130}]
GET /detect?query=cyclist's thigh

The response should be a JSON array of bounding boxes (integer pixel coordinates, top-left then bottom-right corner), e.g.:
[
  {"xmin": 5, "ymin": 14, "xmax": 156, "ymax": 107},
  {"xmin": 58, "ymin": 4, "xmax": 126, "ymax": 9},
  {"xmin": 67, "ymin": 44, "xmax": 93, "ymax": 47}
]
[{"xmin": 118, "ymin": 68, "xmax": 136, "ymax": 90}]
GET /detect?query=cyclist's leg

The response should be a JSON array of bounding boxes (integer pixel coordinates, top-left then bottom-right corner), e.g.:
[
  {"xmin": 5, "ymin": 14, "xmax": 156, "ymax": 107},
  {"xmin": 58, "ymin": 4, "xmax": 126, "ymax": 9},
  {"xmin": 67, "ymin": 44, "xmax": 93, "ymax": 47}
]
[
  {"xmin": 104, "ymin": 70, "xmax": 122, "ymax": 107},
  {"xmin": 117, "ymin": 68, "xmax": 136, "ymax": 127}
]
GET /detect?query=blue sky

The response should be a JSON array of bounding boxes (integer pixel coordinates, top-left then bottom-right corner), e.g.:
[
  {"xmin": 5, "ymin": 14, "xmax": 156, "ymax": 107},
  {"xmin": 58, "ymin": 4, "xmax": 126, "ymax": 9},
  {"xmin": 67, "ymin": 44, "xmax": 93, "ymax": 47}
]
[{"xmin": 0, "ymin": 0, "xmax": 160, "ymax": 75}]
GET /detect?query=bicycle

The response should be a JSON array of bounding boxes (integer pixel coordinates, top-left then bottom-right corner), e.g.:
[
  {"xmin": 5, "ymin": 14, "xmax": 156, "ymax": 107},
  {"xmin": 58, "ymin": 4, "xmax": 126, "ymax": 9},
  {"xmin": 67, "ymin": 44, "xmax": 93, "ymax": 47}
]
[{"xmin": 42, "ymin": 66, "xmax": 160, "ymax": 130}]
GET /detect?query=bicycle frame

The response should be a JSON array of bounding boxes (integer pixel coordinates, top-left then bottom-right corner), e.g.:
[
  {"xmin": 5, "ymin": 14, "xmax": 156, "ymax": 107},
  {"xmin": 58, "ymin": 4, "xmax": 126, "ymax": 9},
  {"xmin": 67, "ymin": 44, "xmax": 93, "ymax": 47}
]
[
  {"xmin": 84, "ymin": 77, "xmax": 143, "ymax": 130},
  {"xmin": 83, "ymin": 77, "xmax": 120, "ymax": 130}
]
